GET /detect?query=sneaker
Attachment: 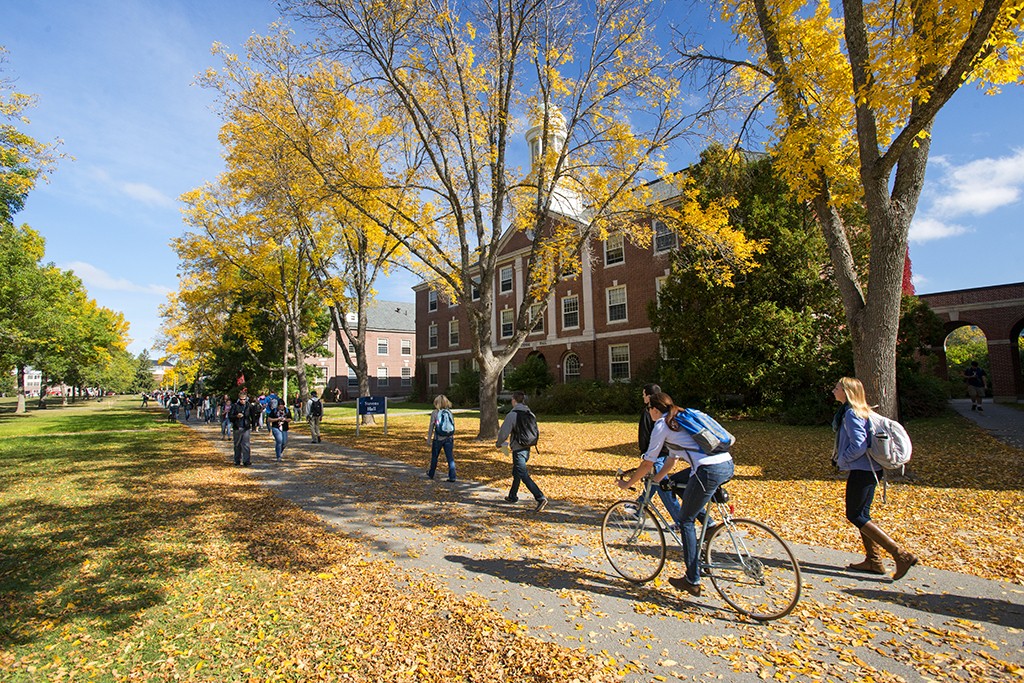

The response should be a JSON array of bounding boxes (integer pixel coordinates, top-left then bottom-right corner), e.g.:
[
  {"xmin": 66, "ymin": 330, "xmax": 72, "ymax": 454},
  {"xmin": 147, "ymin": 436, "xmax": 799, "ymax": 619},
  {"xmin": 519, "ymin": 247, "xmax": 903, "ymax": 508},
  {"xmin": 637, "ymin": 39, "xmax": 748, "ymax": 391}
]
[
  {"xmin": 426, "ymin": 472, "xmax": 435, "ymax": 480},
  {"xmin": 446, "ymin": 478, "xmax": 456, "ymax": 482},
  {"xmin": 504, "ymin": 495, "xmax": 518, "ymax": 503},
  {"xmin": 970, "ymin": 405, "xmax": 977, "ymax": 411},
  {"xmin": 535, "ymin": 498, "xmax": 548, "ymax": 513}
]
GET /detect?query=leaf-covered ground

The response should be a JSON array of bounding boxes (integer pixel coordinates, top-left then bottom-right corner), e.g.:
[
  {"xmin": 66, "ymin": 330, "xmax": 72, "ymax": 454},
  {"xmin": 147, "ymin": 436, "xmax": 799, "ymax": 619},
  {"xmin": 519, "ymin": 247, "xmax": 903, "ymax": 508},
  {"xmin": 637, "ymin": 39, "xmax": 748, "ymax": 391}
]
[
  {"xmin": 0, "ymin": 399, "xmax": 619, "ymax": 682},
  {"xmin": 322, "ymin": 410, "xmax": 1024, "ymax": 585}
]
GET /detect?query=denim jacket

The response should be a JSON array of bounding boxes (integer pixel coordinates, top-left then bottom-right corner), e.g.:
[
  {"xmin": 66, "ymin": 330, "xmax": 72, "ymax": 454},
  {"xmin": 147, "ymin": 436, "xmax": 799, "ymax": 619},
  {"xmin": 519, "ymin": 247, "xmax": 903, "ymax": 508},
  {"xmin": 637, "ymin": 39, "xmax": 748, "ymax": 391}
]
[{"xmin": 833, "ymin": 404, "xmax": 880, "ymax": 473}]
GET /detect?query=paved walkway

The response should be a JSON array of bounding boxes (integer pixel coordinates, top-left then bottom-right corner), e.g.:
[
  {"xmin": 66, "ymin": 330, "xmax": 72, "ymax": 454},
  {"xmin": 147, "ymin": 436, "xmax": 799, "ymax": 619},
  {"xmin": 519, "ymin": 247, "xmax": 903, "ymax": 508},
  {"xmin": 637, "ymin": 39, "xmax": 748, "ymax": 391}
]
[
  {"xmin": 948, "ymin": 398, "xmax": 1024, "ymax": 450},
  {"xmin": 186, "ymin": 420, "xmax": 1024, "ymax": 681}
]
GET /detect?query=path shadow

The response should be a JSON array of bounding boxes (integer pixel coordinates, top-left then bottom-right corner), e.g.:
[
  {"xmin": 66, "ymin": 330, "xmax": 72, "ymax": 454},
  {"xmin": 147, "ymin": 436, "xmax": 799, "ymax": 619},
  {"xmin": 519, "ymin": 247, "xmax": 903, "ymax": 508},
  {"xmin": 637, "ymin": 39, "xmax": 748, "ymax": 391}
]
[{"xmin": 845, "ymin": 588, "xmax": 1024, "ymax": 629}]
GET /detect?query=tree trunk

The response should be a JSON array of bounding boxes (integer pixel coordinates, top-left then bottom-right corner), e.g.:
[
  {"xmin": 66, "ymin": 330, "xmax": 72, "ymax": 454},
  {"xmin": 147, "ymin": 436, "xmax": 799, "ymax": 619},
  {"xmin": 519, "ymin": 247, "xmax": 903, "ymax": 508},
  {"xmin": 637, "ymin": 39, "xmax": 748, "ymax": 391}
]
[
  {"xmin": 15, "ymin": 364, "xmax": 26, "ymax": 414},
  {"xmin": 476, "ymin": 356, "xmax": 503, "ymax": 441}
]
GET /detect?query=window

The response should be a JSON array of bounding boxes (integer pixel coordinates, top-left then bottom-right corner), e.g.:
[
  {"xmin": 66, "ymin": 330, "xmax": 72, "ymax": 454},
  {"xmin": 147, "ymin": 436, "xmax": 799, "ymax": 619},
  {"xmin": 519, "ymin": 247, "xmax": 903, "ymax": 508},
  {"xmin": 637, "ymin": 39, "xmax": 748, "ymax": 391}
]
[
  {"xmin": 428, "ymin": 362, "xmax": 438, "ymax": 387},
  {"xmin": 347, "ymin": 341, "xmax": 355, "ymax": 355},
  {"xmin": 377, "ymin": 338, "xmax": 389, "ymax": 355},
  {"xmin": 401, "ymin": 366, "xmax": 412, "ymax": 387},
  {"xmin": 607, "ymin": 285, "xmax": 627, "ymax": 323},
  {"xmin": 654, "ymin": 220, "xmax": 677, "ymax": 253},
  {"xmin": 563, "ymin": 353, "xmax": 581, "ymax": 383},
  {"xmin": 449, "ymin": 359, "xmax": 460, "ymax": 384},
  {"xmin": 471, "ymin": 278, "xmax": 481, "ymax": 301},
  {"xmin": 348, "ymin": 367, "xmax": 358, "ymax": 387},
  {"xmin": 448, "ymin": 319, "xmax": 459, "ymax": 346},
  {"xmin": 560, "ymin": 258, "xmax": 578, "ymax": 278},
  {"xmin": 562, "ymin": 295, "xmax": 579, "ymax": 329},
  {"xmin": 428, "ymin": 290, "xmax": 438, "ymax": 311},
  {"xmin": 500, "ymin": 265, "xmax": 513, "ymax": 293},
  {"xmin": 377, "ymin": 367, "xmax": 389, "ymax": 387},
  {"xmin": 656, "ymin": 276, "xmax": 668, "ymax": 302},
  {"xmin": 401, "ymin": 339, "xmax": 412, "ymax": 356},
  {"xmin": 428, "ymin": 322, "xmax": 438, "ymax": 349},
  {"xmin": 604, "ymin": 233, "xmax": 624, "ymax": 266},
  {"xmin": 609, "ymin": 344, "xmax": 630, "ymax": 381},
  {"xmin": 500, "ymin": 309, "xmax": 514, "ymax": 338},
  {"xmin": 529, "ymin": 303, "xmax": 545, "ymax": 334}
]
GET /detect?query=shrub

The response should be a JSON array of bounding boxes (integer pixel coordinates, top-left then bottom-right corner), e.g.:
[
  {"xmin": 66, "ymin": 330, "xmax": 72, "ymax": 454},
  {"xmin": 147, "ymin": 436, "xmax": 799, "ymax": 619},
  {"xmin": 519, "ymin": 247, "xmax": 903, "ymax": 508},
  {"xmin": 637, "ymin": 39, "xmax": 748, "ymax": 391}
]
[
  {"xmin": 530, "ymin": 380, "xmax": 637, "ymax": 415},
  {"xmin": 447, "ymin": 367, "xmax": 481, "ymax": 407},
  {"xmin": 898, "ymin": 371, "xmax": 949, "ymax": 419}
]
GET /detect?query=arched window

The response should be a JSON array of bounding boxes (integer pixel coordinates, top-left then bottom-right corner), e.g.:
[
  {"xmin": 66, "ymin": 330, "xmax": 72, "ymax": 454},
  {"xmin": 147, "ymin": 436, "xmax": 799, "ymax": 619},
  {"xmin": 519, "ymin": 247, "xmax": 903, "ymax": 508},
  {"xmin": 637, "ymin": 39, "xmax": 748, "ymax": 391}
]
[{"xmin": 563, "ymin": 353, "xmax": 581, "ymax": 383}]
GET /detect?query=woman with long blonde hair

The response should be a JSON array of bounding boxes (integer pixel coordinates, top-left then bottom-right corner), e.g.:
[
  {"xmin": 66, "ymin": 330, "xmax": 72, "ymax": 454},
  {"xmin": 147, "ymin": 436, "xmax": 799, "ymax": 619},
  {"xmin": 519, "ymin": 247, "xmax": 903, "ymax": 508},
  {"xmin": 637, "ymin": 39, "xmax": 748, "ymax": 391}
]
[{"xmin": 832, "ymin": 377, "xmax": 917, "ymax": 580}]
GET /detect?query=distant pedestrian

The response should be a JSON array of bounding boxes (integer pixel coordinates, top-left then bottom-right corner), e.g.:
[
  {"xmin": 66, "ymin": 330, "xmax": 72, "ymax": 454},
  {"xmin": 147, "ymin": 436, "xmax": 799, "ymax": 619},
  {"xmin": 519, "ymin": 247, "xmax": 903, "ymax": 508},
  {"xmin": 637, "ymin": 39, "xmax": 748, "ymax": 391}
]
[
  {"xmin": 248, "ymin": 396, "xmax": 263, "ymax": 436},
  {"xmin": 220, "ymin": 394, "xmax": 232, "ymax": 440},
  {"xmin": 832, "ymin": 377, "xmax": 917, "ymax": 580},
  {"xmin": 306, "ymin": 390, "xmax": 324, "ymax": 443},
  {"xmin": 231, "ymin": 390, "xmax": 252, "ymax": 466},
  {"xmin": 496, "ymin": 391, "xmax": 546, "ymax": 512},
  {"xmin": 168, "ymin": 394, "xmax": 180, "ymax": 422},
  {"xmin": 141, "ymin": 393, "xmax": 149, "ymax": 408},
  {"xmin": 425, "ymin": 394, "xmax": 457, "ymax": 481},
  {"xmin": 268, "ymin": 398, "xmax": 292, "ymax": 461},
  {"xmin": 964, "ymin": 361, "xmax": 988, "ymax": 412},
  {"xmin": 332, "ymin": 386, "xmax": 341, "ymax": 403},
  {"xmin": 183, "ymin": 396, "xmax": 192, "ymax": 422}
]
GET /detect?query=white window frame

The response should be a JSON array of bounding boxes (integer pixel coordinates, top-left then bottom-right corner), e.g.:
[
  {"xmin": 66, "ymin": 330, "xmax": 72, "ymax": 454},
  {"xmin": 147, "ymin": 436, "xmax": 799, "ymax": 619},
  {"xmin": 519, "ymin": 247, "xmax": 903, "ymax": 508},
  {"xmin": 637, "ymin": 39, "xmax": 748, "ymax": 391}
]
[
  {"xmin": 606, "ymin": 285, "xmax": 628, "ymax": 323},
  {"xmin": 428, "ymin": 362, "xmax": 438, "ymax": 387},
  {"xmin": 656, "ymin": 276, "xmax": 668, "ymax": 302},
  {"xmin": 347, "ymin": 367, "xmax": 358, "ymax": 387},
  {"xmin": 448, "ymin": 319, "xmax": 459, "ymax": 347},
  {"xmin": 401, "ymin": 366, "xmax": 412, "ymax": 387},
  {"xmin": 562, "ymin": 295, "xmax": 579, "ymax": 330},
  {"xmin": 563, "ymin": 353, "xmax": 581, "ymax": 383},
  {"xmin": 499, "ymin": 265, "xmax": 514, "ymax": 293},
  {"xmin": 500, "ymin": 309, "xmax": 514, "ymax": 338},
  {"xmin": 428, "ymin": 290, "xmax": 438, "ymax": 311},
  {"xmin": 377, "ymin": 338, "xmax": 389, "ymax": 355},
  {"xmin": 401, "ymin": 339, "xmax": 412, "ymax": 356},
  {"xmin": 376, "ymin": 367, "xmax": 389, "ymax": 387},
  {"xmin": 604, "ymin": 233, "xmax": 625, "ymax": 266},
  {"xmin": 653, "ymin": 219, "xmax": 677, "ymax": 254},
  {"xmin": 428, "ymin": 322, "xmax": 438, "ymax": 349},
  {"xmin": 449, "ymin": 359, "xmax": 460, "ymax": 384},
  {"xmin": 529, "ymin": 303, "xmax": 545, "ymax": 335},
  {"xmin": 609, "ymin": 344, "xmax": 631, "ymax": 382}
]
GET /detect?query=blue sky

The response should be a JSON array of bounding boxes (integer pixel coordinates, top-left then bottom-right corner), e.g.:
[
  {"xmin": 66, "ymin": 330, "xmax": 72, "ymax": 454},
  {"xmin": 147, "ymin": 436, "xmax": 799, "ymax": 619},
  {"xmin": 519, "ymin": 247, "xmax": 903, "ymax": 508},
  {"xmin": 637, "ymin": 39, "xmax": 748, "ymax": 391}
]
[{"xmin": 5, "ymin": 1, "xmax": 1024, "ymax": 355}]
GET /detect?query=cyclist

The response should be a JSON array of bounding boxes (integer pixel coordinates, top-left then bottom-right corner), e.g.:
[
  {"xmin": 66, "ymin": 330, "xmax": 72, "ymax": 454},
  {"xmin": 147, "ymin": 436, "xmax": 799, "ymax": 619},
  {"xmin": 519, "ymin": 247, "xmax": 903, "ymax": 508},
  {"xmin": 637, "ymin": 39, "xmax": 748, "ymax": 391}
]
[{"xmin": 617, "ymin": 391, "xmax": 734, "ymax": 597}]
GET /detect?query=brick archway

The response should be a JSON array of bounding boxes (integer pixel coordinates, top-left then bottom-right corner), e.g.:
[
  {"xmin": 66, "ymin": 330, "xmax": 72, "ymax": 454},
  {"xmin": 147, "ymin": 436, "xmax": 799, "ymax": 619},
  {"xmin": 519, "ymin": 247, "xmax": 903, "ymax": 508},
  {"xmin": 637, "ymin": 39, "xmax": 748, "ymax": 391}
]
[{"xmin": 919, "ymin": 282, "xmax": 1024, "ymax": 401}]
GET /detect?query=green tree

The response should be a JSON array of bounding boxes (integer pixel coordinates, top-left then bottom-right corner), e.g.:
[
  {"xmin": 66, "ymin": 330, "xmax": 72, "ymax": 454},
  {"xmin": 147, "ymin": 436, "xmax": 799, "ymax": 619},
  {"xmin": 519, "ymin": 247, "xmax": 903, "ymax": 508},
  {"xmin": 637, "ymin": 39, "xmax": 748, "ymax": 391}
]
[
  {"xmin": 651, "ymin": 148, "xmax": 848, "ymax": 422},
  {"xmin": 504, "ymin": 356, "xmax": 555, "ymax": 398}
]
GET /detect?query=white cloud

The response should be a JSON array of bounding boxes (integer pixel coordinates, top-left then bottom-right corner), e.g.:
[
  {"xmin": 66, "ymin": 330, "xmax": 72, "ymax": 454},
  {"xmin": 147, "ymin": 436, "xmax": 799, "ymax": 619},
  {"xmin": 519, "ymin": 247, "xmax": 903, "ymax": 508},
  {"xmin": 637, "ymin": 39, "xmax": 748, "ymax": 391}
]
[
  {"xmin": 87, "ymin": 167, "xmax": 175, "ymax": 208},
  {"xmin": 911, "ymin": 274, "xmax": 928, "ymax": 287},
  {"xmin": 909, "ymin": 217, "xmax": 970, "ymax": 244},
  {"xmin": 930, "ymin": 148, "xmax": 1024, "ymax": 217},
  {"xmin": 65, "ymin": 261, "xmax": 173, "ymax": 296}
]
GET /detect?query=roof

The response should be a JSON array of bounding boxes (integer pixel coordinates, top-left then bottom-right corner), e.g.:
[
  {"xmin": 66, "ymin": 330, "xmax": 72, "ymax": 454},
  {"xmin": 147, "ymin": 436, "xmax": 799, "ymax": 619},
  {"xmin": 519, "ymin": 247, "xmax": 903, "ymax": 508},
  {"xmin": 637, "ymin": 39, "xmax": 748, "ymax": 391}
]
[{"xmin": 365, "ymin": 300, "xmax": 416, "ymax": 332}]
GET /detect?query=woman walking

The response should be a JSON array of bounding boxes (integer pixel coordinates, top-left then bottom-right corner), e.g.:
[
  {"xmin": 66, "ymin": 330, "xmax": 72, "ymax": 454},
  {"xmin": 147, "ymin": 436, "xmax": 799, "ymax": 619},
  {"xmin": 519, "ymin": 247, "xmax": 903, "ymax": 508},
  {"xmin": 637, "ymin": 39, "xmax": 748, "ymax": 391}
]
[
  {"xmin": 425, "ymin": 395, "xmax": 457, "ymax": 482},
  {"xmin": 832, "ymin": 377, "xmax": 918, "ymax": 580},
  {"xmin": 268, "ymin": 398, "xmax": 293, "ymax": 462}
]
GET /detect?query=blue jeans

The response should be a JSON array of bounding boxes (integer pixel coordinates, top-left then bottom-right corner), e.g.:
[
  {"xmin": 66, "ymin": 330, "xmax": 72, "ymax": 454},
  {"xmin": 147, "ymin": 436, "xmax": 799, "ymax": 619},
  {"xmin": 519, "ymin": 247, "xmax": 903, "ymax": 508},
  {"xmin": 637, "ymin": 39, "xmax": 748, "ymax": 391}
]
[
  {"xmin": 845, "ymin": 469, "xmax": 878, "ymax": 527},
  {"xmin": 271, "ymin": 427, "xmax": 288, "ymax": 460},
  {"xmin": 221, "ymin": 417, "xmax": 231, "ymax": 438},
  {"xmin": 429, "ymin": 436, "xmax": 456, "ymax": 480},
  {"xmin": 636, "ymin": 455, "xmax": 682, "ymax": 524},
  {"xmin": 509, "ymin": 448, "xmax": 544, "ymax": 501},
  {"xmin": 677, "ymin": 460, "xmax": 734, "ymax": 584}
]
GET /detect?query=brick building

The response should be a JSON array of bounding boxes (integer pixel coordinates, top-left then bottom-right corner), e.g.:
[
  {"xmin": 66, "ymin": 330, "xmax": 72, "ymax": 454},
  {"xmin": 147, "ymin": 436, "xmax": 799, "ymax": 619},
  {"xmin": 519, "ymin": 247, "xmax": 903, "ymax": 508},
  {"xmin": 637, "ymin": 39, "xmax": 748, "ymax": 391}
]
[
  {"xmin": 414, "ymin": 205, "xmax": 680, "ymax": 394},
  {"xmin": 316, "ymin": 301, "xmax": 417, "ymax": 400}
]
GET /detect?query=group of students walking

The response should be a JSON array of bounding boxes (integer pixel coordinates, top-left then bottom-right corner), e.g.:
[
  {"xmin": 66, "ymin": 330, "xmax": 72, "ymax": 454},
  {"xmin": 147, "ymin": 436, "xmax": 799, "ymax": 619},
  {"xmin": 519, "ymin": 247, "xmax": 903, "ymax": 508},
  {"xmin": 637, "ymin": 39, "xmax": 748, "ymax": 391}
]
[{"xmin": 224, "ymin": 389, "xmax": 325, "ymax": 466}]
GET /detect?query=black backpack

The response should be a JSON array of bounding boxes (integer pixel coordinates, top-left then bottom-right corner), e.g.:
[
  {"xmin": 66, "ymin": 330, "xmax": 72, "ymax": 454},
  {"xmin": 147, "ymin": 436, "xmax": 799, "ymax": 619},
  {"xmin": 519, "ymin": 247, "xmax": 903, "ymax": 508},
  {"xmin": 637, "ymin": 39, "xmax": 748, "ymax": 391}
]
[
  {"xmin": 309, "ymin": 399, "xmax": 323, "ymax": 418},
  {"xmin": 511, "ymin": 410, "xmax": 539, "ymax": 448}
]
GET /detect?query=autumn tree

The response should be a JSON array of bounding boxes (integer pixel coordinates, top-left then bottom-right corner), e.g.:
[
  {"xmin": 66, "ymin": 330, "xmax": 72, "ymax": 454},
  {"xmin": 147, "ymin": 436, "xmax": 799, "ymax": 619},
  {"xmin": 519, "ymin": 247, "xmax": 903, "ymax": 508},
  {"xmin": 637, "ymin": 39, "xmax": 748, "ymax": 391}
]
[
  {"xmin": 681, "ymin": 0, "xmax": 1024, "ymax": 415},
  {"xmin": 283, "ymin": 0, "xmax": 761, "ymax": 437},
  {"xmin": 194, "ymin": 32, "xmax": 414, "ymax": 407}
]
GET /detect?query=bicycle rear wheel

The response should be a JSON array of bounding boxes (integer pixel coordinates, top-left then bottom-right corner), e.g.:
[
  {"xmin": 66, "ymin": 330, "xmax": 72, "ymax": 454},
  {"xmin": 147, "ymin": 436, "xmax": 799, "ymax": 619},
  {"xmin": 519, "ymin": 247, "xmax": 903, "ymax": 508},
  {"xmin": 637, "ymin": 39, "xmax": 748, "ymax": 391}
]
[
  {"xmin": 703, "ymin": 518, "xmax": 801, "ymax": 621},
  {"xmin": 601, "ymin": 500, "xmax": 666, "ymax": 583}
]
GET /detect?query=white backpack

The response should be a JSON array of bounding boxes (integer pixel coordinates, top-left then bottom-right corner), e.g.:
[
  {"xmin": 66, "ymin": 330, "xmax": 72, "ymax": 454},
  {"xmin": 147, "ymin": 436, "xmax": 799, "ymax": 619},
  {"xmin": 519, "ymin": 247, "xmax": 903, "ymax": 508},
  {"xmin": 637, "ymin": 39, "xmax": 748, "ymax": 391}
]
[{"xmin": 866, "ymin": 411, "xmax": 912, "ymax": 473}]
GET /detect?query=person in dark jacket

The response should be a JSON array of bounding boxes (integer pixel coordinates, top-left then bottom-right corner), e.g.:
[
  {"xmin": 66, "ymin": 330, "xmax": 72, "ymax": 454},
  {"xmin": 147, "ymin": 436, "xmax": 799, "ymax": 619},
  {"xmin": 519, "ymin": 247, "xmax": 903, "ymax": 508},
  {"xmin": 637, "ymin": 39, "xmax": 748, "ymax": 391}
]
[
  {"xmin": 230, "ymin": 390, "xmax": 252, "ymax": 466},
  {"xmin": 496, "ymin": 391, "xmax": 547, "ymax": 512},
  {"xmin": 638, "ymin": 384, "xmax": 681, "ymax": 527}
]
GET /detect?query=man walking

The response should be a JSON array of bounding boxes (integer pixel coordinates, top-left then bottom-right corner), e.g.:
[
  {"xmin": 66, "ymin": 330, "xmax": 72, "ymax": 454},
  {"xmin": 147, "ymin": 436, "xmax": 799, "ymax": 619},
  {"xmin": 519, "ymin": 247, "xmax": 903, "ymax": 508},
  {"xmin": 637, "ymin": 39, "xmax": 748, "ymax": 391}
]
[
  {"xmin": 306, "ymin": 390, "xmax": 324, "ymax": 443},
  {"xmin": 964, "ymin": 361, "xmax": 988, "ymax": 412},
  {"xmin": 497, "ymin": 391, "xmax": 547, "ymax": 512},
  {"xmin": 231, "ymin": 390, "xmax": 252, "ymax": 466}
]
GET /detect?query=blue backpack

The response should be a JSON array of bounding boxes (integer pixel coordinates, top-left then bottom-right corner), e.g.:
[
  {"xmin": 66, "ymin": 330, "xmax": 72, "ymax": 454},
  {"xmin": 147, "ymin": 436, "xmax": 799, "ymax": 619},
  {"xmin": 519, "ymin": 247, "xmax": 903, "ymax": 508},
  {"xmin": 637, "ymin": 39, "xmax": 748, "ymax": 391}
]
[
  {"xmin": 436, "ymin": 409, "xmax": 455, "ymax": 437},
  {"xmin": 673, "ymin": 408, "xmax": 735, "ymax": 455}
]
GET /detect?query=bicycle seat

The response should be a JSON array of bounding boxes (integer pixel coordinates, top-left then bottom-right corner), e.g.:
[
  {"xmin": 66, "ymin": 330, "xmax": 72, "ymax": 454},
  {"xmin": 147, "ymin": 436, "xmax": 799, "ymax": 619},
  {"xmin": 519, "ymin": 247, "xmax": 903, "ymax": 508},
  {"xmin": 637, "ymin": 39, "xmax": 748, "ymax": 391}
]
[{"xmin": 713, "ymin": 487, "xmax": 730, "ymax": 504}]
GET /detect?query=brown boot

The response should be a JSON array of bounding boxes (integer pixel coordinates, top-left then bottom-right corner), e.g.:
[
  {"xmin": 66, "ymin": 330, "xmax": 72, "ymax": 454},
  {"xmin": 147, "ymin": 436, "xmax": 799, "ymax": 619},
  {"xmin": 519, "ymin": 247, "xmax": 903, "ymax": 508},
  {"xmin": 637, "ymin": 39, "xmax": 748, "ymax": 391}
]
[
  {"xmin": 861, "ymin": 521, "xmax": 918, "ymax": 581},
  {"xmin": 846, "ymin": 530, "xmax": 887, "ymax": 574}
]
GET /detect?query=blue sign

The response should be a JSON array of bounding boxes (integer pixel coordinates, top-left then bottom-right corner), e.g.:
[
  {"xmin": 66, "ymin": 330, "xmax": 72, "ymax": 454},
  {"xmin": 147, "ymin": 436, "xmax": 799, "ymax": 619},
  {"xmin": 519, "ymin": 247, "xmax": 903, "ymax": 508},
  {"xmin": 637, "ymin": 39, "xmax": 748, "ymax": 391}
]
[{"xmin": 357, "ymin": 396, "xmax": 387, "ymax": 415}]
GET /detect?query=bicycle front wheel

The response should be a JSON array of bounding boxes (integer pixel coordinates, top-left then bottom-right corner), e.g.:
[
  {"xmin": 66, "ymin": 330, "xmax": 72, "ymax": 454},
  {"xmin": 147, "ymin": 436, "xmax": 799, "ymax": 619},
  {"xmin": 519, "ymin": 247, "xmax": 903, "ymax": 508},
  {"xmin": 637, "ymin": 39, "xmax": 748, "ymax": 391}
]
[
  {"xmin": 601, "ymin": 500, "xmax": 666, "ymax": 583},
  {"xmin": 703, "ymin": 518, "xmax": 801, "ymax": 621}
]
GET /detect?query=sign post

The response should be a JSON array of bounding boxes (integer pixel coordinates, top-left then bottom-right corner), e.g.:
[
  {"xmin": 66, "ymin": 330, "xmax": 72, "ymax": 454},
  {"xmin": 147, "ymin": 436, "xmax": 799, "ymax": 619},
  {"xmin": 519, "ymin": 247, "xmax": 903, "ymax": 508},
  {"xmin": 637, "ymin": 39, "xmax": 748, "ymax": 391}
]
[{"xmin": 356, "ymin": 396, "xmax": 388, "ymax": 436}]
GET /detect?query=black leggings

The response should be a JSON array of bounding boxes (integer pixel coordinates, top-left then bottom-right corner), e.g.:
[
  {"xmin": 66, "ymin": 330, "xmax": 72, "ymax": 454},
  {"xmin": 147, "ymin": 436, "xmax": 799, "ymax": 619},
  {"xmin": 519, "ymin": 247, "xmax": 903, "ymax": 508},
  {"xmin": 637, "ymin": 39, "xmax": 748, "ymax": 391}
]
[{"xmin": 845, "ymin": 469, "xmax": 878, "ymax": 528}]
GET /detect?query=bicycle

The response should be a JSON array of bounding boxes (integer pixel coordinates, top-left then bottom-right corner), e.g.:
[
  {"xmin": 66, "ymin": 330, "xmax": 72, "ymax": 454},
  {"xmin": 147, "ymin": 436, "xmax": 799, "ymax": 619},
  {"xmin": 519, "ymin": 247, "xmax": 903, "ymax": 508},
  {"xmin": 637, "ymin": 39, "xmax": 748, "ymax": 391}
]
[{"xmin": 601, "ymin": 469, "xmax": 802, "ymax": 621}]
